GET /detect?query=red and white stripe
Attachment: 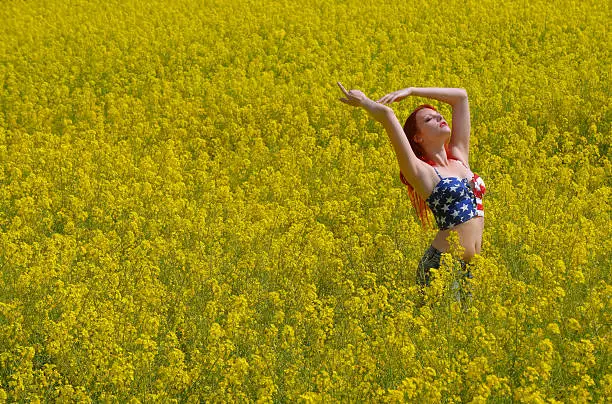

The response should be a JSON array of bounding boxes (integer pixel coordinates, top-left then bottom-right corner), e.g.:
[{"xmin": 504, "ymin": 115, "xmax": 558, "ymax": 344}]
[{"xmin": 472, "ymin": 174, "xmax": 486, "ymax": 216}]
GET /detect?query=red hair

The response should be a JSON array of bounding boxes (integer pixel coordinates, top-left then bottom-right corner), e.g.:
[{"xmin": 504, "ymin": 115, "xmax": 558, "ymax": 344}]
[{"xmin": 400, "ymin": 104, "xmax": 453, "ymax": 229}]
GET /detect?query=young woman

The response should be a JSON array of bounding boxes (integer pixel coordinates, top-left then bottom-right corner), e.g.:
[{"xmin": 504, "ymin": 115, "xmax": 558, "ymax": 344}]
[{"xmin": 337, "ymin": 83, "xmax": 486, "ymax": 291}]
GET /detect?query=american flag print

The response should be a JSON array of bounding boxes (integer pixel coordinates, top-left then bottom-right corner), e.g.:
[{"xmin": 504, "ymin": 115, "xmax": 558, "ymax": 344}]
[
  {"xmin": 470, "ymin": 173, "xmax": 487, "ymax": 216},
  {"xmin": 426, "ymin": 172, "xmax": 487, "ymax": 230}
]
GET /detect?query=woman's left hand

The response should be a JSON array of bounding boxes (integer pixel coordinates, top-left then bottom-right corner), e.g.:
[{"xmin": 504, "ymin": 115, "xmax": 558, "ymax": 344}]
[{"xmin": 377, "ymin": 87, "xmax": 413, "ymax": 104}]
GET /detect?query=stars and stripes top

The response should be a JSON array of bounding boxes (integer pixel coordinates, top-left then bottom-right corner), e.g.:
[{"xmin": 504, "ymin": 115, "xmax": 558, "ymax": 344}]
[{"xmin": 426, "ymin": 159, "xmax": 487, "ymax": 230}]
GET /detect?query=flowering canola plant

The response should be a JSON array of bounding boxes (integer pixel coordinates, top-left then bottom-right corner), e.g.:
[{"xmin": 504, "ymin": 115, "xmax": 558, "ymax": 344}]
[{"xmin": 0, "ymin": 0, "xmax": 610, "ymax": 402}]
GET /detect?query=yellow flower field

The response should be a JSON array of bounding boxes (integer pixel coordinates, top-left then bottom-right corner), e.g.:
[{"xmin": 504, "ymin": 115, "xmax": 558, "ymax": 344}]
[{"xmin": 0, "ymin": 0, "xmax": 610, "ymax": 401}]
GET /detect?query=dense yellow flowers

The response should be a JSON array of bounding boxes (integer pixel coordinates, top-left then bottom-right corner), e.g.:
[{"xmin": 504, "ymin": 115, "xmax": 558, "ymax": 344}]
[{"xmin": 0, "ymin": 0, "xmax": 610, "ymax": 401}]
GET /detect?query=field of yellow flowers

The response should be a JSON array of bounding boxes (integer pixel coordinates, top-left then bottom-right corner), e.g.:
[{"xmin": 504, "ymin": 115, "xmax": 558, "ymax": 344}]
[{"xmin": 0, "ymin": 0, "xmax": 610, "ymax": 402}]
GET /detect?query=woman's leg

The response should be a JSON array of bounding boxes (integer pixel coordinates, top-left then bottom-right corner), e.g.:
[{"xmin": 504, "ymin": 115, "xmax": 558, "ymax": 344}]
[
  {"xmin": 417, "ymin": 248, "xmax": 475, "ymax": 308},
  {"xmin": 451, "ymin": 259, "xmax": 474, "ymax": 307},
  {"xmin": 416, "ymin": 245, "xmax": 442, "ymax": 287},
  {"xmin": 415, "ymin": 246, "xmax": 442, "ymax": 307}
]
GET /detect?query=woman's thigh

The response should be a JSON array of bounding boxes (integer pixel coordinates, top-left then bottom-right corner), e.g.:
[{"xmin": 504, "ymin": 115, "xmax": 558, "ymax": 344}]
[
  {"xmin": 417, "ymin": 247, "xmax": 474, "ymax": 286},
  {"xmin": 416, "ymin": 246, "xmax": 442, "ymax": 286}
]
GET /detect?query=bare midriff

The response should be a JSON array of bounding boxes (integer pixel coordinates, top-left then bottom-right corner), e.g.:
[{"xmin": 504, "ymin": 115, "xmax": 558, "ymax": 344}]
[{"xmin": 431, "ymin": 216, "xmax": 484, "ymax": 262}]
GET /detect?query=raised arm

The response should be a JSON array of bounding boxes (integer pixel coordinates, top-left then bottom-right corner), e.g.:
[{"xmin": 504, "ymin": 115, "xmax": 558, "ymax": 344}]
[
  {"xmin": 407, "ymin": 87, "xmax": 467, "ymax": 106},
  {"xmin": 447, "ymin": 93, "xmax": 470, "ymax": 164},
  {"xmin": 378, "ymin": 87, "xmax": 471, "ymax": 164},
  {"xmin": 337, "ymin": 82, "xmax": 432, "ymax": 195}
]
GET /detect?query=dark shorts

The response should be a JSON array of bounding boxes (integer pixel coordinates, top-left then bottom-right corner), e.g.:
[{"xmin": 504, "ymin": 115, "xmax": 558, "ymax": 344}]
[{"xmin": 416, "ymin": 245, "xmax": 473, "ymax": 287}]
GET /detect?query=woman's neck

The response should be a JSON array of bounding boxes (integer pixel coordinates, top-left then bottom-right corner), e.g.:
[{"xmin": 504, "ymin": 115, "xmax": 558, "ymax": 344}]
[{"xmin": 427, "ymin": 150, "xmax": 451, "ymax": 167}]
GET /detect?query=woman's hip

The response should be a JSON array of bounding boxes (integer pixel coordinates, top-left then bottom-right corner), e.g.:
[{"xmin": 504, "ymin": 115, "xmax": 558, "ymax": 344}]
[{"xmin": 416, "ymin": 245, "xmax": 472, "ymax": 287}]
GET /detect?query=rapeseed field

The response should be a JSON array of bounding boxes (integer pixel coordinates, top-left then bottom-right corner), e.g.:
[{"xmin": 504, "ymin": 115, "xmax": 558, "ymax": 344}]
[{"xmin": 0, "ymin": 0, "xmax": 609, "ymax": 401}]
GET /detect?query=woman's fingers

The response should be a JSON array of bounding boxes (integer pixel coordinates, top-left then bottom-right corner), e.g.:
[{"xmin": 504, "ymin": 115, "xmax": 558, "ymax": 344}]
[
  {"xmin": 337, "ymin": 82, "xmax": 350, "ymax": 104},
  {"xmin": 337, "ymin": 82, "xmax": 362, "ymax": 106},
  {"xmin": 343, "ymin": 87, "xmax": 405, "ymax": 104},
  {"xmin": 384, "ymin": 92, "xmax": 404, "ymax": 104},
  {"xmin": 378, "ymin": 92, "xmax": 397, "ymax": 104},
  {"xmin": 337, "ymin": 82, "xmax": 350, "ymax": 96},
  {"xmin": 338, "ymin": 82, "xmax": 364, "ymax": 99},
  {"xmin": 377, "ymin": 95, "xmax": 392, "ymax": 104},
  {"xmin": 339, "ymin": 97, "xmax": 358, "ymax": 106}
]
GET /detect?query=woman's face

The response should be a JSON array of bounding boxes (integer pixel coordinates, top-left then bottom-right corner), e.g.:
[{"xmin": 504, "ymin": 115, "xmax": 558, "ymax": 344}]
[{"xmin": 415, "ymin": 108, "xmax": 451, "ymax": 142}]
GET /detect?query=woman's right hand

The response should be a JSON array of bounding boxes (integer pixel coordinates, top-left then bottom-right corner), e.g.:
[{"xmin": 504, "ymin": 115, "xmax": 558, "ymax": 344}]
[
  {"xmin": 377, "ymin": 87, "xmax": 413, "ymax": 104},
  {"xmin": 338, "ymin": 81, "xmax": 394, "ymax": 123},
  {"xmin": 337, "ymin": 82, "xmax": 370, "ymax": 107}
]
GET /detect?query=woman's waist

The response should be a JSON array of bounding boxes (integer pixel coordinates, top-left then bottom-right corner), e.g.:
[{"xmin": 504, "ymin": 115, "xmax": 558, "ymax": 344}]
[{"xmin": 431, "ymin": 217, "xmax": 484, "ymax": 261}]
